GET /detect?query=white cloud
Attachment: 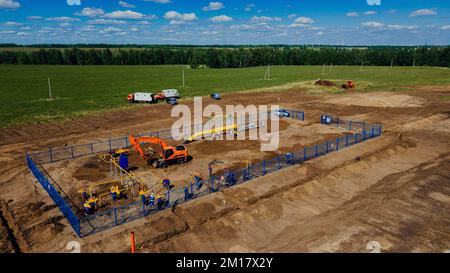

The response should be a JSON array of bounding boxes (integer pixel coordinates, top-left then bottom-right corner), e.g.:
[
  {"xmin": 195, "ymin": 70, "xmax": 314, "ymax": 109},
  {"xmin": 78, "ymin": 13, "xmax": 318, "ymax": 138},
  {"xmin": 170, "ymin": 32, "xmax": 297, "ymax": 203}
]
[
  {"xmin": 316, "ymin": 31, "xmax": 324, "ymax": 36},
  {"xmin": 346, "ymin": 12, "xmax": 359, "ymax": 17},
  {"xmin": 0, "ymin": 30, "xmax": 16, "ymax": 34},
  {"xmin": 0, "ymin": 0, "xmax": 20, "ymax": 9},
  {"xmin": 202, "ymin": 2, "xmax": 224, "ymax": 11},
  {"xmin": 104, "ymin": 27, "xmax": 122, "ymax": 32},
  {"xmin": 142, "ymin": 0, "xmax": 170, "ymax": 3},
  {"xmin": 4, "ymin": 21, "xmax": 22, "ymax": 26},
  {"xmin": 386, "ymin": 24, "xmax": 419, "ymax": 30},
  {"xmin": 361, "ymin": 21, "xmax": 384, "ymax": 28},
  {"xmin": 164, "ymin": 11, "xmax": 198, "ymax": 23},
  {"xmin": 244, "ymin": 4, "xmax": 255, "ymax": 12},
  {"xmin": 67, "ymin": 0, "xmax": 81, "ymax": 6},
  {"xmin": 46, "ymin": 17, "xmax": 80, "ymax": 22},
  {"xmin": 119, "ymin": 1, "xmax": 135, "ymax": 8},
  {"xmin": 202, "ymin": 30, "xmax": 218, "ymax": 35},
  {"xmin": 288, "ymin": 14, "xmax": 297, "ymax": 19},
  {"xmin": 210, "ymin": 15, "xmax": 233, "ymax": 22},
  {"xmin": 75, "ymin": 7, "xmax": 105, "ymax": 17},
  {"xmin": 294, "ymin": 17, "xmax": 314, "ymax": 24},
  {"xmin": 251, "ymin": 16, "xmax": 281, "ymax": 23},
  {"xmin": 230, "ymin": 24, "xmax": 255, "ymax": 30},
  {"xmin": 441, "ymin": 25, "xmax": 450, "ymax": 30},
  {"xmin": 410, "ymin": 9, "xmax": 437, "ymax": 17},
  {"xmin": 104, "ymin": 10, "xmax": 145, "ymax": 19},
  {"xmin": 364, "ymin": 11, "xmax": 377, "ymax": 15},
  {"xmin": 27, "ymin": 16, "xmax": 43, "ymax": 20},
  {"xmin": 87, "ymin": 19, "xmax": 127, "ymax": 25}
]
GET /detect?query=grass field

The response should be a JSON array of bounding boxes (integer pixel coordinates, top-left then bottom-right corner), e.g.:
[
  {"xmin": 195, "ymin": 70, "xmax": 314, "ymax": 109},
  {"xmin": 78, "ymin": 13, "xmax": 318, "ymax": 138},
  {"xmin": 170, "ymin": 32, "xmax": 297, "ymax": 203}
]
[{"xmin": 1, "ymin": 65, "xmax": 449, "ymax": 128}]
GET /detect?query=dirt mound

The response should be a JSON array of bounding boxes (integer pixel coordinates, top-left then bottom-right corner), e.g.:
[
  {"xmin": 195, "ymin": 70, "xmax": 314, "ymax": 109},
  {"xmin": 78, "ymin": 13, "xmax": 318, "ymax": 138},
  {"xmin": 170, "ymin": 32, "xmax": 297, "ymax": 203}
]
[
  {"xmin": 151, "ymin": 216, "xmax": 176, "ymax": 233},
  {"xmin": 73, "ymin": 157, "xmax": 108, "ymax": 182},
  {"xmin": 315, "ymin": 80, "xmax": 336, "ymax": 87}
]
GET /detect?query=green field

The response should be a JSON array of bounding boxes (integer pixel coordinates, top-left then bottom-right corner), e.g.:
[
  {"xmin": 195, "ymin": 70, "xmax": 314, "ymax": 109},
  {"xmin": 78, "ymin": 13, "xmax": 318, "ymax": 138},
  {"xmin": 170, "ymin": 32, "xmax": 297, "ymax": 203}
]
[{"xmin": 1, "ymin": 65, "xmax": 449, "ymax": 128}]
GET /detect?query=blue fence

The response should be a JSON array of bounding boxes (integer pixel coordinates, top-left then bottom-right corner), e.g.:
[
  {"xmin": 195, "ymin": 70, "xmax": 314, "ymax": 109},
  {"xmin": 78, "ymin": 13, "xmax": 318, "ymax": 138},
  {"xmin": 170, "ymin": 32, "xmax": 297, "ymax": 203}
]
[
  {"xmin": 26, "ymin": 111, "xmax": 379, "ymax": 237},
  {"xmin": 26, "ymin": 154, "xmax": 81, "ymax": 237},
  {"xmin": 77, "ymin": 116, "xmax": 381, "ymax": 237},
  {"xmin": 28, "ymin": 110, "xmax": 305, "ymax": 164}
]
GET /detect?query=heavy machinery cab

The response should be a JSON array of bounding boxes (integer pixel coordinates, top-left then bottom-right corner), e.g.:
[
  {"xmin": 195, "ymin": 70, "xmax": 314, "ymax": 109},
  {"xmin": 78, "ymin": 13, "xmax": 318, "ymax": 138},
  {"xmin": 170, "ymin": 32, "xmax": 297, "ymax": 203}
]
[{"xmin": 129, "ymin": 135, "xmax": 189, "ymax": 169}]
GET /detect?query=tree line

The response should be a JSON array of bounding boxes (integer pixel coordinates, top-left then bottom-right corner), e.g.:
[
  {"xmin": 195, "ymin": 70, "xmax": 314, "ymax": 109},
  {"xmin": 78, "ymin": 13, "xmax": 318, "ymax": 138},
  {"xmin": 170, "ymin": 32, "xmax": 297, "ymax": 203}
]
[{"xmin": 0, "ymin": 46, "xmax": 449, "ymax": 67}]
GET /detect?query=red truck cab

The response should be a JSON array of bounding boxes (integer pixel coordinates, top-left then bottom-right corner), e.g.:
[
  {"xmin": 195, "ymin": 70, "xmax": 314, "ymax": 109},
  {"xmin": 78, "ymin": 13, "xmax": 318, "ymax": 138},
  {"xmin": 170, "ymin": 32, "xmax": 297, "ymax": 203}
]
[{"xmin": 127, "ymin": 94, "xmax": 134, "ymax": 103}]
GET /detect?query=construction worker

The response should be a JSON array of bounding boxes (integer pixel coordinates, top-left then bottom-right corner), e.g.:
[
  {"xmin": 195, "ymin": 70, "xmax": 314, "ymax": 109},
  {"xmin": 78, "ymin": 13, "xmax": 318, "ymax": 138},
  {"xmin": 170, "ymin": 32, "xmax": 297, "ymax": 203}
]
[
  {"xmin": 139, "ymin": 188, "xmax": 146, "ymax": 205},
  {"xmin": 208, "ymin": 164, "xmax": 213, "ymax": 178},
  {"xmin": 184, "ymin": 185, "xmax": 191, "ymax": 201},
  {"xmin": 110, "ymin": 186, "xmax": 118, "ymax": 201},
  {"xmin": 286, "ymin": 152, "xmax": 294, "ymax": 165},
  {"xmin": 148, "ymin": 193, "xmax": 155, "ymax": 207},
  {"xmin": 83, "ymin": 201, "xmax": 93, "ymax": 215},
  {"xmin": 87, "ymin": 196, "xmax": 97, "ymax": 211},
  {"xmin": 81, "ymin": 188, "xmax": 88, "ymax": 200},
  {"xmin": 156, "ymin": 194, "xmax": 164, "ymax": 210},
  {"xmin": 162, "ymin": 179, "xmax": 171, "ymax": 190},
  {"xmin": 194, "ymin": 174, "xmax": 203, "ymax": 190}
]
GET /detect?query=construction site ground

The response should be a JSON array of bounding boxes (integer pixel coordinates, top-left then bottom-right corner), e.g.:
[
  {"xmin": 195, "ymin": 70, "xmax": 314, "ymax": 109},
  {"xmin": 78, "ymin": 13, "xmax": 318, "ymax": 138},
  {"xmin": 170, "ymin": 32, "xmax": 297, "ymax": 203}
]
[{"xmin": 0, "ymin": 85, "xmax": 449, "ymax": 253}]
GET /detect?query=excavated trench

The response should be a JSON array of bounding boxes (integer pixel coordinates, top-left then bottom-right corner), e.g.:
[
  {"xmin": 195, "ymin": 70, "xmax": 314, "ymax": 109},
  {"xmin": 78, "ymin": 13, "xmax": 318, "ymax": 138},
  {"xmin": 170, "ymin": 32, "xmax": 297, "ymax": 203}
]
[{"xmin": 0, "ymin": 201, "xmax": 21, "ymax": 253}]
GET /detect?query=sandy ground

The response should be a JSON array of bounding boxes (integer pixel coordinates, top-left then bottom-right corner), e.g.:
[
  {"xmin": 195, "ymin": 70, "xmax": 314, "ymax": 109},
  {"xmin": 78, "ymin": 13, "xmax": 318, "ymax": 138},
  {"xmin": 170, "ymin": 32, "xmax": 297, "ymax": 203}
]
[{"xmin": 0, "ymin": 85, "xmax": 449, "ymax": 253}]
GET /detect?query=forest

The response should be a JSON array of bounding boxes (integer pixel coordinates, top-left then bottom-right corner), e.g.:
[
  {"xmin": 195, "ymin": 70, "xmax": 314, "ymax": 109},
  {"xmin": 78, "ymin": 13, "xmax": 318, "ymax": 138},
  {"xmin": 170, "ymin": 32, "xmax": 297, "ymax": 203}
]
[{"xmin": 0, "ymin": 46, "xmax": 449, "ymax": 68}]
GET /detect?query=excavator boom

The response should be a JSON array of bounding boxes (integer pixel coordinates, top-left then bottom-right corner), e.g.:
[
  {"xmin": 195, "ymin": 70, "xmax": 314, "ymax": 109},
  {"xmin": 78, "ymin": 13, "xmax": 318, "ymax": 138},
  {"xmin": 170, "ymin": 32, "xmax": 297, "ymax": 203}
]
[
  {"xmin": 128, "ymin": 135, "xmax": 189, "ymax": 168},
  {"xmin": 129, "ymin": 135, "xmax": 169, "ymax": 159}
]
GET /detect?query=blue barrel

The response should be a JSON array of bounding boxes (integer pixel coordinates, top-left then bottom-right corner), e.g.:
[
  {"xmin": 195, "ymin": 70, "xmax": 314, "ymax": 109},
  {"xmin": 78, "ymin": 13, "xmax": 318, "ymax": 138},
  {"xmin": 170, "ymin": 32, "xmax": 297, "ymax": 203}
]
[{"xmin": 119, "ymin": 155, "xmax": 129, "ymax": 170}]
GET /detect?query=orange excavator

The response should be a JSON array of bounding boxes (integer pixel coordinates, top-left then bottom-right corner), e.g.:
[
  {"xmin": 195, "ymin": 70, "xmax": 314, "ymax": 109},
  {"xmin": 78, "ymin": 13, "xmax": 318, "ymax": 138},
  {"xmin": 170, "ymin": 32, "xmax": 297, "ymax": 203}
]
[{"xmin": 128, "ymin": 135, "xmax": 189, "ymax": 168}]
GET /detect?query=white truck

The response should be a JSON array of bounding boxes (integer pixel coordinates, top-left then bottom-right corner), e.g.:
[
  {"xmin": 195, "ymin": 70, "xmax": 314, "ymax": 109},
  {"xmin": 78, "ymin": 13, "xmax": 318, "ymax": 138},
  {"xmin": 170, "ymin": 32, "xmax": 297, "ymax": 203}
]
[
  {"xmin": 161, "ymin": 89, "xmax": 179, "ymax": 99},
  {"xmin": 127, "ymin": 92, "xmax": 154, "ymax": 103}
]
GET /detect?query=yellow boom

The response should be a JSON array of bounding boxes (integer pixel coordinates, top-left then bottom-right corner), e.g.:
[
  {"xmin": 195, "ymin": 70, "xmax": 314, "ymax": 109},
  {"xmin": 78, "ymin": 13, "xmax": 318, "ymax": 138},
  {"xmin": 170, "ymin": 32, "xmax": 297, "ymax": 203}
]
[{"xmin": 185, "ymin": 124, "xmax": 237, "ymax": 143}]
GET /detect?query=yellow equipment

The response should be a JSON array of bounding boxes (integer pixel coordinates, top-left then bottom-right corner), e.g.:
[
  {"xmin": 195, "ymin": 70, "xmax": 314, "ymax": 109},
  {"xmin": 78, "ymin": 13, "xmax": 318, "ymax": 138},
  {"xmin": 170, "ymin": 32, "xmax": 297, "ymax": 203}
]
[{"xmin": 184, "ymin": 124, "xmax": 237, "ymax": 144}]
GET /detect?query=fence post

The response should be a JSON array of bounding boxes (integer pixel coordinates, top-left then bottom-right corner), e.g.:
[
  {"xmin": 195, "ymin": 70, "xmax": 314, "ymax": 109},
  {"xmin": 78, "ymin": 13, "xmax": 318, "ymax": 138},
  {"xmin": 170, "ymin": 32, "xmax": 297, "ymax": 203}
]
[
  {"xmin": 302, "ymin": 112, "xmax": 305, "ymax": 121},
  {"xmin": 349, "ymin": 121, "xmax": 352, "ymax": 130},
  {"xmin": 109, "ymin": 137, "xmax": 112, "ymax": 153},
  {"xmin": 363, "ymin": 130, "xmax": 366, "ymax": 141},
  {"xmin": 167, "ymin": 190, "xmax": 170, "ymax": 208},
  {"xmin": 90, "ymin": 142, "xmax": 94, "ymax": 154},
  {"xmin": 49, "ymin": 147, "xmax": 53, "ymax": 163},
  {"xmin": 304, "ymin": 147, "xmax": 307, "ymax": 161},
  {"xmin": 277, "ymin": 156, "xmax": 281, "ymax": 169},
  {"xmin": 336, "ymin": 138, "xmax": 339, "ymax": 151},
  {"xmin": 125, "ymin": 136, "xmax": 129, "ymax": 148},
  {"xmin": 336, "ymin": 118, "xmax": 340, "ymax": 128},
  {"xmin": 346, "ymin": 135, "xmax": 349, "ymax": 147},
  {"xmin": 114, "ymin": 208, "xmax": 118, "ymax": 225},
  {"xmin": 370, "ymin": 127, "xmax": 374, "ymax": 138},
  {"xmin": 71, "ymin": 146, "xmax": 74, "ymax": 159},
  {"xmin": 315, "ymin": 144, "xmax": 318, "ymax": 158}
]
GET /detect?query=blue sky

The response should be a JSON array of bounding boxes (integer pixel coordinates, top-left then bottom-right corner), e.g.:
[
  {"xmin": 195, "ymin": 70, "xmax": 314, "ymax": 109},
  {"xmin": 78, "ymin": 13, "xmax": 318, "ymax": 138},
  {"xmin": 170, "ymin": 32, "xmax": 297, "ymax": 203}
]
[{"xmin": 0, "ymin": 0, "xmax": 449, "ymax": 45}]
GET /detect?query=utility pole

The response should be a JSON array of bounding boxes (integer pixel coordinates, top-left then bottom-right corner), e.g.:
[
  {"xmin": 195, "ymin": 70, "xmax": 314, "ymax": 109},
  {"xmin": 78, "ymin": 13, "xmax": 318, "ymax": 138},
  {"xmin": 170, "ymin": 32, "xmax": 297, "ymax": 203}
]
[
  {"xmin": 182, "ymin": 68, "xmax": 185, "ymax": 87},
  {"xmin": 48, "ymin": 77, "xmax": 53, "ymax": 100}
]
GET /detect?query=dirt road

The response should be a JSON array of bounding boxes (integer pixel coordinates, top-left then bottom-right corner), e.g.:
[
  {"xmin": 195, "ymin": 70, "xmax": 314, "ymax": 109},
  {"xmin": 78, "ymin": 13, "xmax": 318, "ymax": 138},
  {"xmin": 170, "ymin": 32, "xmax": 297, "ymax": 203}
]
[{"xmin": 0, "ymin": 86, "xmax": 449, "ymax": 253}]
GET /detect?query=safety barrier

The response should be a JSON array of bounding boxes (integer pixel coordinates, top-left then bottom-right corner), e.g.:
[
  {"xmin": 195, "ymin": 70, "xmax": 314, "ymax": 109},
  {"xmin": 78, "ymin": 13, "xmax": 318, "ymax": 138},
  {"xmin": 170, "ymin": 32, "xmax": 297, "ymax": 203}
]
[
  {"xmin": 76, "ymin": 115, "xmax": 380, "ymax": 237},
  {"xmin": 26, "ymin": 154, "xmax": 81, "ymax": 237},
  {"xmin": 28, "ymin": 110, "xmax": 305, "ymax": 164},
  {"xmin": 27, "ymin": 111, "xmax": 379, "ymax": 237}
]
